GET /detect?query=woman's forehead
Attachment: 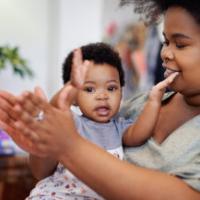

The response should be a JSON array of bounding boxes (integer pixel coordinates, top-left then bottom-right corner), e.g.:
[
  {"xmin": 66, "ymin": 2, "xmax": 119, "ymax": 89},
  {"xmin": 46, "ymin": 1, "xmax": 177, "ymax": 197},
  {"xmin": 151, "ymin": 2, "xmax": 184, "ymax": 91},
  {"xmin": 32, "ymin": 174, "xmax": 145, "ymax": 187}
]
[{"xmin": 163, "ymin": 6, "xmax": 200, "ymax": 35}]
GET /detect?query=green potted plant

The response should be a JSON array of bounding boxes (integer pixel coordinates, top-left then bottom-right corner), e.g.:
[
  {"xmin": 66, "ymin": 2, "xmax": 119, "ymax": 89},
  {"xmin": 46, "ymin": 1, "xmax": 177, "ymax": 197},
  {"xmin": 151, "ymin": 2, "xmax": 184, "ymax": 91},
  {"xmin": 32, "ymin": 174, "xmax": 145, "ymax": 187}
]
[{"xmin": 0, "ymin": 45, "xmax": 34, "ymax": 78}]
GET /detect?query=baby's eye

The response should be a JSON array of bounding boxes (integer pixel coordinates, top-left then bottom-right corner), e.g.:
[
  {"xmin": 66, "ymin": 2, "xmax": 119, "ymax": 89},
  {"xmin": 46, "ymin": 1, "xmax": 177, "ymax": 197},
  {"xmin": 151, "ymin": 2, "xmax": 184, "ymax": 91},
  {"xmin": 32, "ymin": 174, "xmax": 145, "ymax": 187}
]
[
  {"xmin": 107, "ymin": 85, "xmax": 118, "ymax": 92},
  {"xmin": 84, "ymin": 87, "xmax": 95, "ymax": 93}
]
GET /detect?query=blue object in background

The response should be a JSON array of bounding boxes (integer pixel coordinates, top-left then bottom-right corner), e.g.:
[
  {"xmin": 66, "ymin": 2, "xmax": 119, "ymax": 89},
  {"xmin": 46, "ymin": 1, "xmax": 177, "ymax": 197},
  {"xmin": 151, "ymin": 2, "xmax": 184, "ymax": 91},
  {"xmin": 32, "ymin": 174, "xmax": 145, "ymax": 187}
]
[{"xmin": 0, "ymin": 129, "xmax": 26, "ymax": 156}]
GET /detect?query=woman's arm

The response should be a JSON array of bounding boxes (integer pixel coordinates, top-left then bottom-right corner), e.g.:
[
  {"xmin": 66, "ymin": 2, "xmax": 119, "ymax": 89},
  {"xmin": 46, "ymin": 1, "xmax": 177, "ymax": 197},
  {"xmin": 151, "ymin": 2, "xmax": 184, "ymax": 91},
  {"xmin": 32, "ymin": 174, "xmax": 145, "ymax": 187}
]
[
  {"xmin": 60, "ymin": 134, "xmax": 200, "ymax": 200},
  {"xmin": 5, "ymin": 91, "xmax": 199, "ymax": 200}
]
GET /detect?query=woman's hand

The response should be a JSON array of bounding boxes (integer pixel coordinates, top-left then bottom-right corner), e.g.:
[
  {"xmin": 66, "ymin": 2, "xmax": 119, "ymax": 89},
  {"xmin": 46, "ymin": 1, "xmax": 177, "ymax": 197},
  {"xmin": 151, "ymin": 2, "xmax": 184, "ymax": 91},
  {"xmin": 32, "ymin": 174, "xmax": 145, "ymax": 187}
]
[
  {"xmin": 0, "ymin": 91, "xmax": 39, "ymax": 154},
  {"xmin": 0, "ymin": 85, "xmax": 79, "ymax": 159},
  {"xmin": 50, "ymin": 82, "xmax": 78, "ymax": 110},
  {"xmin": 15, "ymin": 87, "xmax": 78, "ymax": 158}
]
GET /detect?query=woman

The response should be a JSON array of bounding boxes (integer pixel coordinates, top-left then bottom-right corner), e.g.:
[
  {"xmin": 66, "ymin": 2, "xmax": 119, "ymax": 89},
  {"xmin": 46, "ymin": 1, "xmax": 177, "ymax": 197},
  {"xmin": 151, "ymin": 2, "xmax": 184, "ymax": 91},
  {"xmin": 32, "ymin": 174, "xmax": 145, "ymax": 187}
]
[{"xmin": 0, "ymin": 0, "xmax": 200, "ymax": 199}]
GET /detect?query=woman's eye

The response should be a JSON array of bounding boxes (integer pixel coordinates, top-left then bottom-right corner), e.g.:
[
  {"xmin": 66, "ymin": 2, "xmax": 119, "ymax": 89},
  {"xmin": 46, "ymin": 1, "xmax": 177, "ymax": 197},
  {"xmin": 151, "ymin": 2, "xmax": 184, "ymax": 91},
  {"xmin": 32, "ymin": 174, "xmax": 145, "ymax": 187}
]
[
  {"xmin": 176, "ymin": 43, "xmax": 186, "ymax": 49},
  {"xmin": 84, "ymin": 87, "xmax": 95, "ymax": 93}
]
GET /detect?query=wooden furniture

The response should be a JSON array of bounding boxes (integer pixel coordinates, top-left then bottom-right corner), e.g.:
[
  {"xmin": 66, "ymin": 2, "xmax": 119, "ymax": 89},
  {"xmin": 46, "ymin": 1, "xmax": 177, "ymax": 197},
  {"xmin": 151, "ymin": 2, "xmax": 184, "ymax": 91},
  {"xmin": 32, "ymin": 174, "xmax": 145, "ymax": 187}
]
[{"xmin": 0, "ymin": 156, "xmax": 37, "ymax": 200}]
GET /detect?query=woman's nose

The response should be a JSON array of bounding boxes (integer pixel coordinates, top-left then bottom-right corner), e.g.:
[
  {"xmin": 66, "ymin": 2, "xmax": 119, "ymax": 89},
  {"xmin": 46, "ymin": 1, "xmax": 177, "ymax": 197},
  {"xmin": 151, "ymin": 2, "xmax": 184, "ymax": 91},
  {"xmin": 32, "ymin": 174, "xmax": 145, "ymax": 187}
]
[{"xmin": 160, "ymin": 45, "xmax": 174, "ymax": 63}]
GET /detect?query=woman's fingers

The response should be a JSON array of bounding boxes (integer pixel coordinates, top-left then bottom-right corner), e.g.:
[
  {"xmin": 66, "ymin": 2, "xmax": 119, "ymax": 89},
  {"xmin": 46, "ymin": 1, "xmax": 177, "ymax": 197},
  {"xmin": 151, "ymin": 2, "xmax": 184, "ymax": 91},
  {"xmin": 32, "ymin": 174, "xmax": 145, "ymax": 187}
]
[
  {"xmin": 0, "ymin": 92, "xmax": 18, "ymax": 127},
  {"xmin": 0, "ymin": 89, "xmax": 77, "ymax": 159},
  {"xmin": 18, "ymin": 91, "xmax": 50, "ymax": 116},
  {"xmin": 13, "ymin": 121, "xmax": 40, "ymax": 142},
  {"xmin": 50, "ymin": 83, "xmax": 76, "ymax": 110},
  {"xmin": 17, "ymin": 92, "xmax": 41, "ymax": 118},
  {"xmin": 0, "ymin": 106, "xmax": 12, "ymax": 124},
  {"xmin": 0, "ymin": 120, "xmax": 17, "ymax": 137},
  {"xmin": 0, "ymin": 91, "xmax": 39, "ymax": 124},
  {"xmin": 57, "ymin": 84, "xmax": 78, "ymax": 110},
  {"xmin": 0, "ymin": 91, "xmax": 17, "ymax": 105},
  {"xmin": 0, "ymin": 90, "xmax": 63, "ymax": 157},
  {"xmin": 0, "ymin": 93, "xmax": 15, "ymax": 113},
  {"xmin": 34, "ymin": 86, "xmax": 48, "ymax": 101}
]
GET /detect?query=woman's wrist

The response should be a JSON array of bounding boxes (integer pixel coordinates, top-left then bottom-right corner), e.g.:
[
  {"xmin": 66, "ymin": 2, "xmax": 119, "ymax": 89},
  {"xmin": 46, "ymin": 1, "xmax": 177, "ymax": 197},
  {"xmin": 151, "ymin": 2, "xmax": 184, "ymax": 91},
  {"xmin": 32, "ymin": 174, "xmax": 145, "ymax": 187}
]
[{"xmin": 58, "ymin": 130, "xmax": 83, "ymax": 164}]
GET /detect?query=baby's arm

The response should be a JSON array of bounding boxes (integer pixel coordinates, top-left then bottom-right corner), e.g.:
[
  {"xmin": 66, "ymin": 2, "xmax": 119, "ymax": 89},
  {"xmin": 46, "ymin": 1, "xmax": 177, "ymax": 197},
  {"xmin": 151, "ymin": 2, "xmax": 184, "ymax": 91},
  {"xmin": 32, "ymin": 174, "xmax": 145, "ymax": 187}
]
[
  {"xmin": 50, "ymin": 49, "xmax": 89, "ymax": 111},
  {"xmin": 29, "ymin": 49, "xmax": 90, "ymax": 179},
  {"xmin": 123, "ymin": 72, "xmax": 179, "ymax": 146}
]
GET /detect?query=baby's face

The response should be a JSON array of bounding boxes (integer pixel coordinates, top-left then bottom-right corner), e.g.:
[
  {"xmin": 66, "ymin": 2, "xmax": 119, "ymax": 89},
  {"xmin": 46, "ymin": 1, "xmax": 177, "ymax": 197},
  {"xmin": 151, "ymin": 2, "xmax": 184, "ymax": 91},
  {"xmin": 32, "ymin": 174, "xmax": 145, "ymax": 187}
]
[{"xmin": 76, "ymin": 63, "xmax": 122, "ymax": 123}]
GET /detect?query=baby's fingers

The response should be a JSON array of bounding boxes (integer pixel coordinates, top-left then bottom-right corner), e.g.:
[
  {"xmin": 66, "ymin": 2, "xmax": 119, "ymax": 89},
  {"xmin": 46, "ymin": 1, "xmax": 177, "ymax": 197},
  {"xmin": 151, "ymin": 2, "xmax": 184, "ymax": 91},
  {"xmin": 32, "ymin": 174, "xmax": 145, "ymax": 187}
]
[
  {"xmin": 166, "ymin": 72, "xmax": 179, "ymax": 84},
  {"xmin": 156, "ymin": 72, "xmax": 179, "ymax": 91},
  {"xmin": 71, "ymin": 49, "xmax": 90, "ymax": 88},
  {"xmin": 73, "ymin": 48, "xmax": 83, "ymax": 68}
]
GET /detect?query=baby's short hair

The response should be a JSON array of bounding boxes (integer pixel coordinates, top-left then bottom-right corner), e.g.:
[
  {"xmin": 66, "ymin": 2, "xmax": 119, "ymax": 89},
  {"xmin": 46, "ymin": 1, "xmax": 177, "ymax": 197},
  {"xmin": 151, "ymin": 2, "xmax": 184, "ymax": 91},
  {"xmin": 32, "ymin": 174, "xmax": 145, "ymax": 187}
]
[{"xmin": 62, "ymin": 42, "xmax": 124, "ymax": 86}]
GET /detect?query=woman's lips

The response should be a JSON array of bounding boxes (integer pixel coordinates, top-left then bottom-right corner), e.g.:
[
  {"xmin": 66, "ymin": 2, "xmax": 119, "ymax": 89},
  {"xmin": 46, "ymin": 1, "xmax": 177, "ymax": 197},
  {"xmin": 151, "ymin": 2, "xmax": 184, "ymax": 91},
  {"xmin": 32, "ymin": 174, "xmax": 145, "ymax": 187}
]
[
  {"xmin": 164, "ymin": 69, "xmax": 178, "ymax": 78},
  {"xmin": 163, "ymin": 64, "xmax": 180, "ymax": 78}
]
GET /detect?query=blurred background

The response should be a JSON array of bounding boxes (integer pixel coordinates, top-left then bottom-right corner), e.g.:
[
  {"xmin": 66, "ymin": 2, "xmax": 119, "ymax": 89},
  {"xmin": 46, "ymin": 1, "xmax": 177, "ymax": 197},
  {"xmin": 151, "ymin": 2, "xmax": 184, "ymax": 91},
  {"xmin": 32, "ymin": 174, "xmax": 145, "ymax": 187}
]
[{"xmin": 0, "ymin": 0, "xmax": 164, "ymax": 199}]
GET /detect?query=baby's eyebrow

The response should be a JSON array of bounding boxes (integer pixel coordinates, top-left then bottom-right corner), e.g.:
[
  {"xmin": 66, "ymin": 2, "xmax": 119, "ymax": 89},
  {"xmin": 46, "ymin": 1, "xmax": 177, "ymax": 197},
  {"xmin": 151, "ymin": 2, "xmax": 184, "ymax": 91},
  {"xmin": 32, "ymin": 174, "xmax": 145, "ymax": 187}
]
[
  {"xmin": 84, "ymin": 81, "xmax": 95, "ymax": 84},
  {"xmin": 106, "ymin": 80, "xmax": 118, "ymax": 84}
]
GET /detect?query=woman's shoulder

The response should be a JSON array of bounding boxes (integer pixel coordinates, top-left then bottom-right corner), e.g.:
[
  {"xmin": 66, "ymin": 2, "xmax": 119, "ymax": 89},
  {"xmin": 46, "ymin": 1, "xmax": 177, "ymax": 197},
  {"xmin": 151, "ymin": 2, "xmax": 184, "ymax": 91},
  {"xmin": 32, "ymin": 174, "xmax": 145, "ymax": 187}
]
[
  {"xmin": 119, "ymin": 91, "xmax": 176, "ymax": 120},
  {"xmin": 119, "ymin": 92, "xmax": 148, "ymax": 119}
]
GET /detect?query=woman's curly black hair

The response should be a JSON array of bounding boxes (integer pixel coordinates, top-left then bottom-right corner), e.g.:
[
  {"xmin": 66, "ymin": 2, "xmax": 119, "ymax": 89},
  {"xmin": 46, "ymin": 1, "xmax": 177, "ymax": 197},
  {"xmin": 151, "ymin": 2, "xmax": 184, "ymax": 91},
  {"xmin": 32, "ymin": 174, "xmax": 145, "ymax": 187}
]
[
  {"xmin": 62, "ymin": 42, "xmax": 124, "ymax": 86},
  {"xmin": 120, "ymin": 0, "xmax": 200, "ymax": 25}
]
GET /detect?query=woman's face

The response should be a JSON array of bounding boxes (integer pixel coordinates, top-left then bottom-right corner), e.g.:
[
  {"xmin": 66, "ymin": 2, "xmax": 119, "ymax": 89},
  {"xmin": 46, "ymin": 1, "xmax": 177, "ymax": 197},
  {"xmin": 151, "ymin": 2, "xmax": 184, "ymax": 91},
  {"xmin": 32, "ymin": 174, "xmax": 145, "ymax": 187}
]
[{"xmin": 161, "ymin": 6, "xmax": 200, "ymax": 97}]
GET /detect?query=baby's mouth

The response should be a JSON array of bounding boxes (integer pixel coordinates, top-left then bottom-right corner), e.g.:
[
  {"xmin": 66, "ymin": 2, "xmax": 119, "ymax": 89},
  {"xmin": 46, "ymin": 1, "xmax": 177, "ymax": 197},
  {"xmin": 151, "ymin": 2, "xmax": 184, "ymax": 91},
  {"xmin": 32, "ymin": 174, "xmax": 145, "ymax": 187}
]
[{"xmin": 95, "ymin": 106, "xmax": 110, "ymax": 116}]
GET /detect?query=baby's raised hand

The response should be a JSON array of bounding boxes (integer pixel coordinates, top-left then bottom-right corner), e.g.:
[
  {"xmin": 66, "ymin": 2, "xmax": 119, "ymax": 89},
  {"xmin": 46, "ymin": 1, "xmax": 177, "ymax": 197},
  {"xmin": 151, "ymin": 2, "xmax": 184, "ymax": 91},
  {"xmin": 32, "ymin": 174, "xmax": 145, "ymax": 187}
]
[
  {"xmin": 149, "ymin": 72, "xmax": 179, "ymax": 102},
  {"xmin": 71, "ymin": 48, "xmax": 90, "ymax": 89},
  {"xmin": 50, "ymin": 49, "xmax": 90, "ymax": 111}
]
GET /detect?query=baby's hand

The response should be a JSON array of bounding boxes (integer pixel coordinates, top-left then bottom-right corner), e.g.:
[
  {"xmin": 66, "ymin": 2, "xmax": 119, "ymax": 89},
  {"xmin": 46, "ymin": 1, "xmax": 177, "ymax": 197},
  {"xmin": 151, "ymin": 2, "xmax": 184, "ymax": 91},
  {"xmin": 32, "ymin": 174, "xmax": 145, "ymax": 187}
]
[
  {"xmin": 50, "ymin": 49, "xmax": 90, "ymax": 110},
  {"xmin": 71, "ymin": 48, "xmax": 90, "ymax": 89},
  {"xmin": 149, "ymin": 72, "xmax": 179, "ymax": 102}
]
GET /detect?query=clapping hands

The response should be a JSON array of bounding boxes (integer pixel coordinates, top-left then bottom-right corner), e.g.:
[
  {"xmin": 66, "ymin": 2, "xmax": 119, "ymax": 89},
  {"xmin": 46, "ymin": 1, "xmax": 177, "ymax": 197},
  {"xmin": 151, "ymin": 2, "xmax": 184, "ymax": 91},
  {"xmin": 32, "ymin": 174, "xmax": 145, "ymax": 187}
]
[{"xmin": 0, "ymin": 48, "xmax": 88, "ymax": 158}]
